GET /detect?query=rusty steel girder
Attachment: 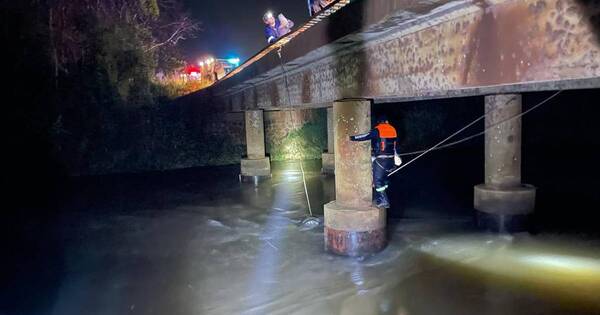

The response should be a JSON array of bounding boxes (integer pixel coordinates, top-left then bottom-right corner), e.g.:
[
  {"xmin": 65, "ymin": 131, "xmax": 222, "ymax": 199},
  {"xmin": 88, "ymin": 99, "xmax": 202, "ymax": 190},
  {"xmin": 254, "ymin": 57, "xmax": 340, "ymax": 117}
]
[{"xmin": 210, "ymin": 0, "xmax": 600, "ymax": 111}]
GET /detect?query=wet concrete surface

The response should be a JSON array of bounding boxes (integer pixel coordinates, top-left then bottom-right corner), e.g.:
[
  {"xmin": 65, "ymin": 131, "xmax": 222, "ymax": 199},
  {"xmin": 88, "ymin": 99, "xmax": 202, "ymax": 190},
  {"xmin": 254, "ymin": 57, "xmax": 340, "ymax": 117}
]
[{"xmin": 2, "ymin": 160, "xmax": 600, "ymax": 315}]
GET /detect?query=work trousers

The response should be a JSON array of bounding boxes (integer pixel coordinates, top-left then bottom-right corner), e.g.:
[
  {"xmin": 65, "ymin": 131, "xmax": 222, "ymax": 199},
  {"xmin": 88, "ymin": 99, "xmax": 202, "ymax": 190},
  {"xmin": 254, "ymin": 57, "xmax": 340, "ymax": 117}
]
[{"xmin": 373, "ymin": 156, "xmax": 394, "ymax": 191}]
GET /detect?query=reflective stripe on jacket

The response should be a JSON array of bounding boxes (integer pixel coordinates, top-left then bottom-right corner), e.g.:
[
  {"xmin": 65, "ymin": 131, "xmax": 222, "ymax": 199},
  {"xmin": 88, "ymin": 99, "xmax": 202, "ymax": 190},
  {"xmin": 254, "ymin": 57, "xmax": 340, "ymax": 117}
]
[{"xmin": 350, "ymin": 122, "xmax": 399, "ymax": 155}]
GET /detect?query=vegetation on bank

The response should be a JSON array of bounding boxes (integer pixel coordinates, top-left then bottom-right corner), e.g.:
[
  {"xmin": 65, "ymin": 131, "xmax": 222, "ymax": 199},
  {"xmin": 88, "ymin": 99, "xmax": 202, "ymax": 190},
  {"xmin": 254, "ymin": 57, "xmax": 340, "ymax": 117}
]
[
  {"xmin": 5, "ymin": 1, "xmax": 324, "ymax": 177},
  {"xmin": 5, "ymin": 1, "xmax": 239, "ymax": 175},
  {"xmin": 269, "ymin": 111, "xmax": 327, "ymax": 161},
  {"xmin": 45, "ymin": 0, "xmax": 201, "ymax": 105}
]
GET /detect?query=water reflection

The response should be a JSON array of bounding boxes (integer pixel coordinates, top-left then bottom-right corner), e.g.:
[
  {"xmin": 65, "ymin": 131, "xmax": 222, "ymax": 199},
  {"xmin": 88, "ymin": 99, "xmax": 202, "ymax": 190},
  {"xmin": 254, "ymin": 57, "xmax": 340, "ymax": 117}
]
[
  {"xmin": 416, "ymin": 235, "xmax": 600, "ymax": 307},
  {"xmin": 239, "ymin": 161, "xmax": 600, "ymax": 315},
  {"xmin": 42, "ymin": 160, "xmax": 600, "ymax": 315}
]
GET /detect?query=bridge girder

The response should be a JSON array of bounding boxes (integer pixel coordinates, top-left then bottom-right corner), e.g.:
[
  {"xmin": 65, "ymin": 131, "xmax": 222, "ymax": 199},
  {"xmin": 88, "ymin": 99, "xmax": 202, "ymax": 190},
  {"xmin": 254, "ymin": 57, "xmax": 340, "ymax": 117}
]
[{"xmin": 210, "ymin": 0, "xmax": 600, "ymax": 111}]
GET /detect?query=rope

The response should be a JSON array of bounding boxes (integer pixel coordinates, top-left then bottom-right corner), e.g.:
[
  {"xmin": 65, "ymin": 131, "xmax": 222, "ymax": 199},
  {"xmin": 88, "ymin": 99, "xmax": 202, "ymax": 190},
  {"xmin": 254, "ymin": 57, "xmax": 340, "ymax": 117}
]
[
  {"xmin": 387, "ymin": 90, "xmax": 562, "ymax": 177},
  {"xmin": 278, "ymin": 49, "xmax": 314, "ymax": 217},
  {"xmin": 299, "ymin": 161, "xmax": 313, "ymax": 216},
  {"xmin": 277, "ymin": 48, "xmax": 292, "ymax": 107}
]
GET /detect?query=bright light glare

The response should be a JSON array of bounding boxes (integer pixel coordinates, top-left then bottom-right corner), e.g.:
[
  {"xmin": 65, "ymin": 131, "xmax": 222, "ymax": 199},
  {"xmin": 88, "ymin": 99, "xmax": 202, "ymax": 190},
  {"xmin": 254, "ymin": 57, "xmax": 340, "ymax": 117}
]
[
  {"xmin": 417, "ymin": 235, "xmax": 600, "ymax": 305},
  {"xmin": 521, "ymin": 254, "xmax": 600, "ymax": 273},
  {"xmin": 246, "ymin": 162, "xmax": 293, "ymax": 310},
  {"xmin": 281, "ymin": 169, "xmax": 301, "ymax": 182},
  {"xmin": 199, "ymin": 61, "xmax": 204, "ymax": 66},
  {"xmin": 228, "ymin": 58, "xmax": 240, "ymax": 66}
]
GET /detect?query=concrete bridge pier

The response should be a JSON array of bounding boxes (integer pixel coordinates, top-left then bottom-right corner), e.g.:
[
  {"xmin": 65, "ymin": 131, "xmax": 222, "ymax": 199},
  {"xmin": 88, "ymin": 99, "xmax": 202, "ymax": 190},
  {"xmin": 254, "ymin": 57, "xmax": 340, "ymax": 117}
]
[
  {"xmin": 474, "ymin": 94, "xmax": 536, "ymax": 232},
  {"xmin": 321, "ymin": 107, "xmax": 335, "ymax": 174},
  {"xmin": 324, "ymin": 99, "xmax": 386, "ymax": 256},
  {"xmin": 240, "ymin": 109, "xmax": 271, "ymax": 184}
]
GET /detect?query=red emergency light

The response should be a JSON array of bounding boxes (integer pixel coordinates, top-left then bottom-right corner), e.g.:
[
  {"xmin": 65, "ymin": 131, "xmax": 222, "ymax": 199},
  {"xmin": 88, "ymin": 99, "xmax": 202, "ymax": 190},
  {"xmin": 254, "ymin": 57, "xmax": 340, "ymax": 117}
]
[{"xmin": 184, "ymin": 64, "xmax": 201, "ymax": 75}]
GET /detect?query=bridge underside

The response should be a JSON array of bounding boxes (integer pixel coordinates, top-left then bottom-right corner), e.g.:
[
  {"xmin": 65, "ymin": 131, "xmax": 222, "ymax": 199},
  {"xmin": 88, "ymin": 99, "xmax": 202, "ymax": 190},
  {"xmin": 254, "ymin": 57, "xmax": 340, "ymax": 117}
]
[{"xmin": 210, "ymin": 0, "xmax": 600, "ymax": 111}]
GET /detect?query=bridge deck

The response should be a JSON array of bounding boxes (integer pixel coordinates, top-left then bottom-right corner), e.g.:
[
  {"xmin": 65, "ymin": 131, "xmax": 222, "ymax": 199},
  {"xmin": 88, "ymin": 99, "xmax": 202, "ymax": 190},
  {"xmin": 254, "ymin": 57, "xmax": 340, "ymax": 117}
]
[{"xmin": 203, "ymin": 0, "xmax": 600, "ymax": 111}]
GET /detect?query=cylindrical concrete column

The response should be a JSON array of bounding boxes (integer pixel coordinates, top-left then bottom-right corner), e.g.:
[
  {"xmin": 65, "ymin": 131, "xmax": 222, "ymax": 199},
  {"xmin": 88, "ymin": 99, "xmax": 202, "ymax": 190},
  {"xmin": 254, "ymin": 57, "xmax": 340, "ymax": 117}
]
[
  {"xmin": 485, "ymin": 94, "xmax": 522, "ymax": 188},
  {"xmin": 334, "ymin": 102, "xmax": 372, "ymax": 208},
  {"xmin": 240, "ymin": 110, "xmax": 271, "ymax": 182},
  {"xmin": 324, "ymin": 99, "xmax": 386, "ymax": 256},
  {"xmin": 327, "ymin": 107, "xmax": 334, "ymax": 153},
  {"xmin": 474, "ymin": 94, "xmax": 535, "ymax": 232},
  {"xmin": 322, "ymin": 107, "xmax": 335, "ymax": 174}
]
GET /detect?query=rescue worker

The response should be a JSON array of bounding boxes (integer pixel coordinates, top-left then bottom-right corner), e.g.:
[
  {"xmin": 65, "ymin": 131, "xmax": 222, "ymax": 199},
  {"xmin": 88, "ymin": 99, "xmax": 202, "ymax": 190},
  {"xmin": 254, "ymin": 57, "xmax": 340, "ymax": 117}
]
[
  {"xmin": 263, "ymin": 11, "xmax": 280, "ymax": 44},
  {"xmin": 349, "ymin": 116, "xmax": 402, "ymax": 208},
  {"xmin": 263, "ymin": 11, "xmax": 294, "ymax": 44},
  {"xmin": 308, "ymin": 0, "xmax": 335, "ymax": 16}
]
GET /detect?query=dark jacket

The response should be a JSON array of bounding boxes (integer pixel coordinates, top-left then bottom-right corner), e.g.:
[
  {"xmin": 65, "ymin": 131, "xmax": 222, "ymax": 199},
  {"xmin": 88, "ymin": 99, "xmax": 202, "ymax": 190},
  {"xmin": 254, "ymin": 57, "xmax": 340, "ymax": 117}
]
[
  {"xmin": 265, "ymin": 20, "xmax": 281, "ymax": 44},
  {"xmin": 350, "ymin": 122, "xmax": 399, "ymax": 156}
]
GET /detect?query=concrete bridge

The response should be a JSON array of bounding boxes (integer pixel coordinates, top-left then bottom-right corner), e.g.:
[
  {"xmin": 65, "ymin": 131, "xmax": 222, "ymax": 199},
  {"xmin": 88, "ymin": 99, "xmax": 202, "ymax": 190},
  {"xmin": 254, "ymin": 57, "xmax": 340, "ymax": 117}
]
[{"xmin": 196, "ymin": 0, "xmax": 600, "ymax": 256}]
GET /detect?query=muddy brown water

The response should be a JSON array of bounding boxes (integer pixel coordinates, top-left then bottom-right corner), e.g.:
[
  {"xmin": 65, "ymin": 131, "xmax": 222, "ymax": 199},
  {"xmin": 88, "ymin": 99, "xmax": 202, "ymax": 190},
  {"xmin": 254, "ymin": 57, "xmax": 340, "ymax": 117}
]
[{"xmin": 3, "ymin": 161, "xmax": 599, "ymax": 315}]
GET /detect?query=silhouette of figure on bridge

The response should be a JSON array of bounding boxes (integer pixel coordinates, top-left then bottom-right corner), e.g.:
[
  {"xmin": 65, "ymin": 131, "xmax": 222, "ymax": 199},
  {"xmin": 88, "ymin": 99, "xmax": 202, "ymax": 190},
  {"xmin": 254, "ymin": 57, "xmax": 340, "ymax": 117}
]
[
  {"xmin": 263, "ymin": 11, "xmax": 294, "ymax": 44},
  {"xmin": 308, "ymin": 0, "xmax": 335, "ymax": 16}
]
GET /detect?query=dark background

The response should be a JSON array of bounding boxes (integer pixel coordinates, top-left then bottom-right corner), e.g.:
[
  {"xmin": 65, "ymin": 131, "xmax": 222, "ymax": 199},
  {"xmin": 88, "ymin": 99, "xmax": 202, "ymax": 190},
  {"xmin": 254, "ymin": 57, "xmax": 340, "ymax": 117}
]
[
  {"xmin": 375, "ymin": 89, "xmax": 600, "ymax": 234},
  {"xmin": 3, "ymin": 1, "xmax": 600, "ymax": 314},
  {"xmin": 181, "ymin": 0, "xmax": 311, "ymax": 61}
]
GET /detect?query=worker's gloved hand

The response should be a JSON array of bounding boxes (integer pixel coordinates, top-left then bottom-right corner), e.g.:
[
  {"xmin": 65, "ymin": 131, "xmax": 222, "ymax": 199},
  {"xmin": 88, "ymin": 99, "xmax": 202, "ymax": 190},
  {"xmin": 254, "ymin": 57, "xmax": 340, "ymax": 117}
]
[{"xmin": 394, "ymin": 153, "xmax": 402, "ymax": 166}]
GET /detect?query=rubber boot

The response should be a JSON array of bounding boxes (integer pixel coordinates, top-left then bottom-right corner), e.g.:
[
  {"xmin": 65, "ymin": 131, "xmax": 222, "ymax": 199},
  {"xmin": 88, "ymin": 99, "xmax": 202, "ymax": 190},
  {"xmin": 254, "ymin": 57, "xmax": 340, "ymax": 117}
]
[{"xmin": 375, "ymin": 190, "xmax": 390, "ymax": 208}]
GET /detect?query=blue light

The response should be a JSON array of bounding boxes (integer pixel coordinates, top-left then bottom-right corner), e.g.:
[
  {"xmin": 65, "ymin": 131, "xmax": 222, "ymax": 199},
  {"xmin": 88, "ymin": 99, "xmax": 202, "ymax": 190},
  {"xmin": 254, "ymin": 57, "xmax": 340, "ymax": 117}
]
[{"xmin": 227, "ymin": 58, "xmax": 240, "ymax": 66}]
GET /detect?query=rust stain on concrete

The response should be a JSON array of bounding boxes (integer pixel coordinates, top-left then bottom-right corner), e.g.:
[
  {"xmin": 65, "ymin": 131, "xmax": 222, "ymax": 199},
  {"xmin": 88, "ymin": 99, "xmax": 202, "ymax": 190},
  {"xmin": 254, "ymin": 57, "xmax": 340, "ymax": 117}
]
[
  {"xmin": 301, "ymin": 71, "xmax": 312, "ymax": 103},
  {"xmin": 325, "ymin": 227, "xmax": 386, "ymax": 256},
  {"xmin": 333, "ymin": 100, "xmax": 372, "ymax": 209},
  {"xmin": 213, "ymin": 0, "xmax": 600, "ymax": 110}
]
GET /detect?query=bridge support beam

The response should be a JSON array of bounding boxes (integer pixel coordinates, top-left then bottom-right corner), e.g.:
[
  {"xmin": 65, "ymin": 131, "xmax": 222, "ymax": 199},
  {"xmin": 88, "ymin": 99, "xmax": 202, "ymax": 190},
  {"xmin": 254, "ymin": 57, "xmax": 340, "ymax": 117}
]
[
  {"xmin": 321, "ymin": 107, "xmax": 335, "ymax": 174},
  {"xmin": 474, "ymin": 94, "xmax": 536, "ymax": 232},
  {"xmin": 324, "ymin": 99, "xmax": 386, "ymax": 256},
  {"xmin": 240, "ymin": 110, "xmax": 271, "ymax": 183}
]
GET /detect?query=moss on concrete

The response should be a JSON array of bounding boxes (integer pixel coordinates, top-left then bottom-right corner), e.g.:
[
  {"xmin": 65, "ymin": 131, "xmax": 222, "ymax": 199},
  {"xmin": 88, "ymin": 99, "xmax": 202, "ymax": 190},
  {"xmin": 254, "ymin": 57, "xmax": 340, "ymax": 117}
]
[{"xmin": 269, "ymin": 110, "xmax": 326, "ymax": 161}]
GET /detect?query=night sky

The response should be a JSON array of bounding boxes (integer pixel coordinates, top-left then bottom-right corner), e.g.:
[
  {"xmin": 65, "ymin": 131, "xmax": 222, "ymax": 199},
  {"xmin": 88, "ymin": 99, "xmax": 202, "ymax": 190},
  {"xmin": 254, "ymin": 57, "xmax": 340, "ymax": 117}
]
[{"xmin": 182, "ymin": 0, "xmax": 310, "ymax": 62}]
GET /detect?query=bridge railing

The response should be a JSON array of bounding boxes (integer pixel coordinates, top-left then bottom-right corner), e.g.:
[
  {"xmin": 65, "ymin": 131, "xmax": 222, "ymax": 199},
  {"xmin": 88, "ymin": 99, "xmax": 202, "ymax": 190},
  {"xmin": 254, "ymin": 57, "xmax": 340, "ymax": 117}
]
[{"xmin": 210, "ymin": 0, "xmax": 352, "ymax": 88}]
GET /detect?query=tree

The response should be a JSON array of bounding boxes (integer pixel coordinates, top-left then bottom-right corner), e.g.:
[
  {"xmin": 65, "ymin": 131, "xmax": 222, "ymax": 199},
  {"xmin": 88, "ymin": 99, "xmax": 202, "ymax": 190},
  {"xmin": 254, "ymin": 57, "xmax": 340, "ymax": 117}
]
[{"xmin": 47, "ymin": 0, "xmax": 199, "ymax": 77}]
